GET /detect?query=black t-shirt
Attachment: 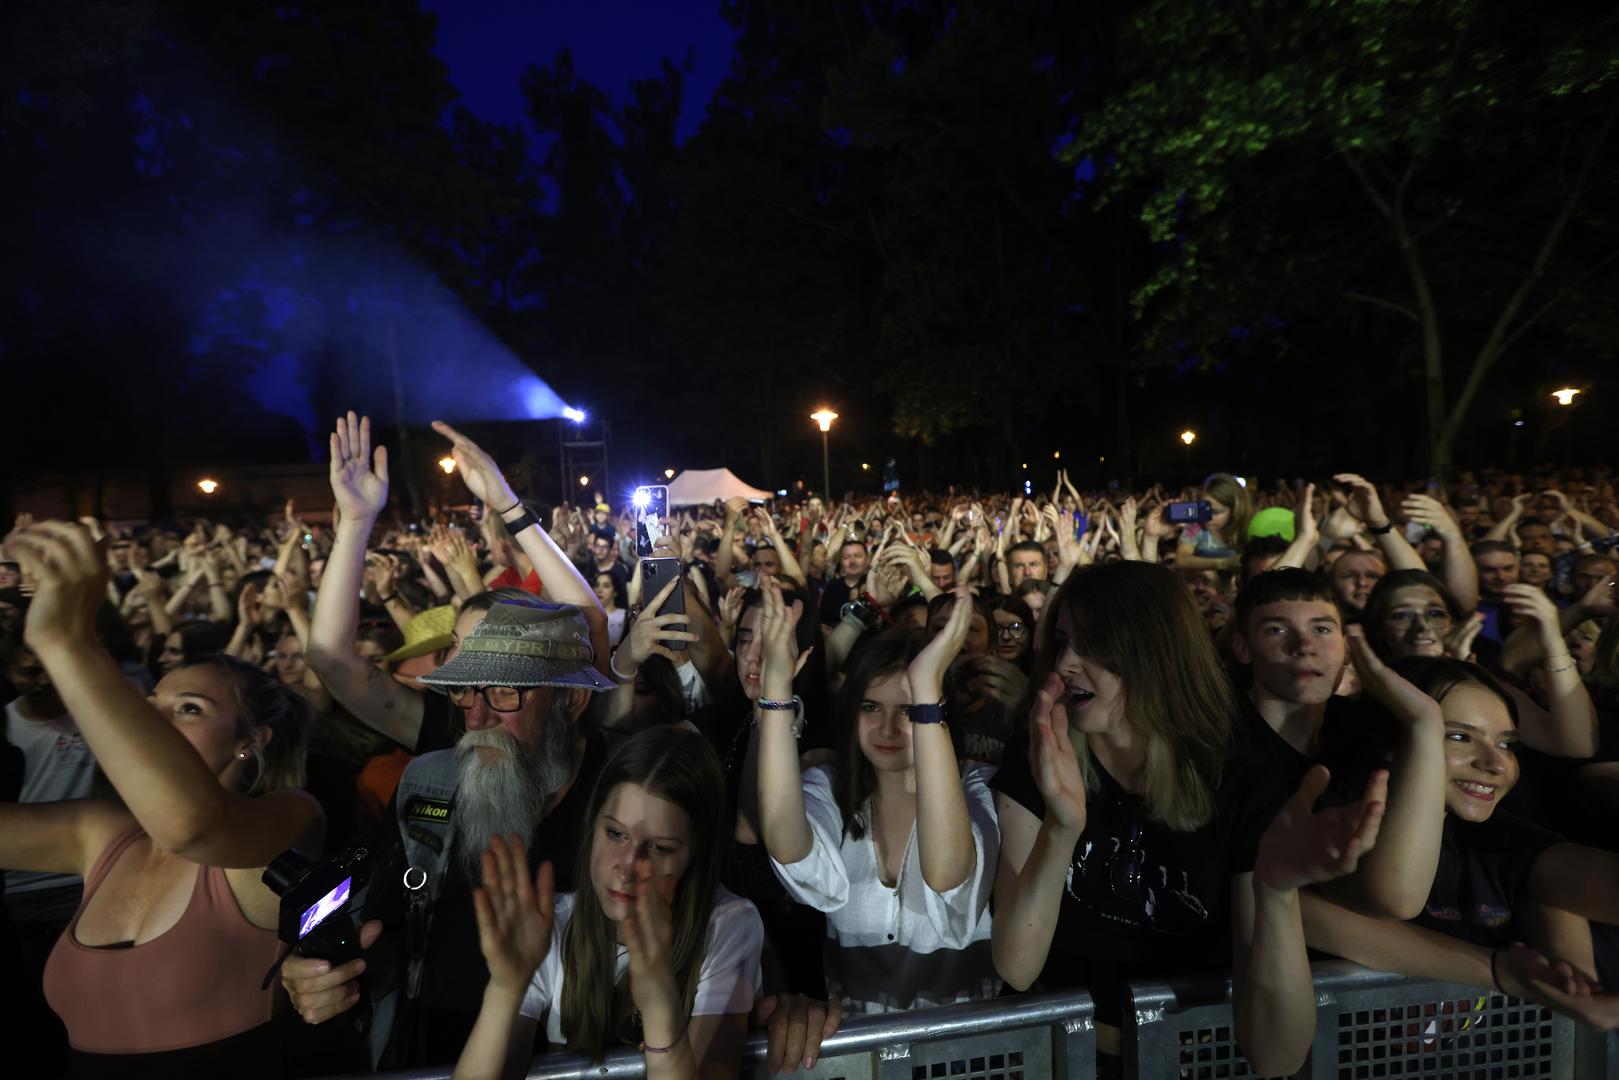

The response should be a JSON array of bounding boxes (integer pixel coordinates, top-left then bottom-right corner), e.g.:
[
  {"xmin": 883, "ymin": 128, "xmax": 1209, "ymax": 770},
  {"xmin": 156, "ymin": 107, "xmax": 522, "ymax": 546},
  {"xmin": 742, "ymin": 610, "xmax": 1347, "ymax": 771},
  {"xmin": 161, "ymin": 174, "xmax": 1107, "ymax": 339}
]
[
  {"xmin": 1414, "ymin": 812, "xmax": 1562, "ymax": 947},
  {"xmin": 991, "ymin": 729, "xmax": 1285, "ymax": 1028},
  {"xmin": 405, "ymin": 731, "xmax": 606, "ymax": 1065},
  {"xmin": 818, "ymin": 576, "xmax": 860, "ymax": 626},
  {"xmin": 1233, "ymin": 692, "xmax": 1394, "ymax": 807}
]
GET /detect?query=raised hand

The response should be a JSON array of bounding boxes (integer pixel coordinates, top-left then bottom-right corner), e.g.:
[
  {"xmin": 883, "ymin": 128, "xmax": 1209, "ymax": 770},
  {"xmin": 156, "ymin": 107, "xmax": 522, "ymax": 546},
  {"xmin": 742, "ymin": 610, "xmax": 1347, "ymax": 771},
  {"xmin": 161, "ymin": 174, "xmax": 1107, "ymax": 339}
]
[
  {"xmin": 431, "ymin": 420, "xmax": 519, "ymax": 511},
  {"xmin": 718, "ymin": 585, "xmax": 745, "ymax": 639},
  {"xmin": 1254, "ymin": 766, "xmax": 1388, "ymax": 891},
  {"xmin": 1333, "ymin": 473, "xmax": 1389, "ymax": 526},
  {"xmin": 237, "ymin": 581, "xmax": 264, "ymax": 627},
  {"xmin": 758, "ymin": 582, "xmax": 806, "ymax": 700},
  {"xmin": 619, "ymin": 857, "xmax": 685, "ymax": 1043},
  {"xmin": 1576, "ymin": 570, "xmax": 1618, "ymax": 618},
  {"xmin": 616, "ymin": 575, "xmax": 696, "ymax": 680},
  {"xmin": 1500, "ymin": 583, "xmax": 1560, "ymax": 633},
  {"xmin": 472, "ymin": 835, "xmax": 556, "ymax": 993},
  {"xmin": 1400, "ymin": 493, "xmax": 1459, "ymax": 539},
  {"xmin": 1345, "ymin": 624, "xmax": 1441, "ymax": 728},
  {"xmin": 329, "ymin": 412, "xmax": 390, "ymax": 522},
  {"xmin": 910, "ymin": 584, "xmax": 973, "ymax": 700},
  {"xmin": 1028, "ymin": 672, "xmax": 1086, "ymax": 834},
  {"xmin": 1444, "ymin": 611, "xmax": 1485, "ymax": 661},
  {"xmin": 7, "ymin": 522, "xmax": 108, "ymax": 652}
]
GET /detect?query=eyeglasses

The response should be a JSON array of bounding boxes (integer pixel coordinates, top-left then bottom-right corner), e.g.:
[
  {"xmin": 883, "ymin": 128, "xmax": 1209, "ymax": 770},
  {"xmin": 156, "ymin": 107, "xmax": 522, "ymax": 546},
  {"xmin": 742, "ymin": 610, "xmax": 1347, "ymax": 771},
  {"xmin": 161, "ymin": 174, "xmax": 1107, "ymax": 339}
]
[
  {"xmin": 995, "ymin": 622, "xmax": 1028, "ymax": 641},
  {"xmin": 445, "ymin": 685, "xmax": 533, "ymax": 712}
]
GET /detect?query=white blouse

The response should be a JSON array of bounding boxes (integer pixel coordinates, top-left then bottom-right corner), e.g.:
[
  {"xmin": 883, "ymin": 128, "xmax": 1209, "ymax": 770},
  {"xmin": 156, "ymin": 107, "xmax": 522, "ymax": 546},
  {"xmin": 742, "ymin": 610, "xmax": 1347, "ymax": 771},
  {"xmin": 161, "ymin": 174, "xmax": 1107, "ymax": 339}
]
[
  {"xmin": 518, "ymin": 887, "xmax": 763, "ymax": 1046},
  {"xmin": 769, "ymin": 763, "xmax": 1001, "ymax": 1013}
]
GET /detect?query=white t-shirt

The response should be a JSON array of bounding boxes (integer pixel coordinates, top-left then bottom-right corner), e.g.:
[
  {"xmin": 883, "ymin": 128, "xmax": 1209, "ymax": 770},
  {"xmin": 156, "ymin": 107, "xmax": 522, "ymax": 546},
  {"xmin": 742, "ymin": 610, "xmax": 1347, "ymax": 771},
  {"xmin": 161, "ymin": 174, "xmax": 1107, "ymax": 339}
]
[
  {"xmin": 4, "ymin": 701, "xmax": 98, "ymax": 893},
  {"xmin": 519, "ymin": 886, "xmax": 763, "ymax": 1047},
  {"xmin": 770, "ymin": 763, "xmax": 1001, "ymax": 1014}
]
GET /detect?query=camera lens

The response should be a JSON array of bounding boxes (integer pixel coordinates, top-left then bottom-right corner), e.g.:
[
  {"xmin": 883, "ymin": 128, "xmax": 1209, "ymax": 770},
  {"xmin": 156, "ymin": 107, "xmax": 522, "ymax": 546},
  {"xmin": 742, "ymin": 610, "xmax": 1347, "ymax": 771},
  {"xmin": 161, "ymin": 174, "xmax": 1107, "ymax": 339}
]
[{"xmin": 262, "ymin": 849, "xmax": 314, "ymax": 895}]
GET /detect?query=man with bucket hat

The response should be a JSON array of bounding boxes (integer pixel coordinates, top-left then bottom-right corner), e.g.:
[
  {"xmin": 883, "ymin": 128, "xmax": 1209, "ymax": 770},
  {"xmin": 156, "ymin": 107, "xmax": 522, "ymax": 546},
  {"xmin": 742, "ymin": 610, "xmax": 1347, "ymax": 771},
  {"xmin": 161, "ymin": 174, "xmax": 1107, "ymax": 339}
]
[{"xmin": 288, "ymin": 414, "xmax": 616, "ymax": 1066}]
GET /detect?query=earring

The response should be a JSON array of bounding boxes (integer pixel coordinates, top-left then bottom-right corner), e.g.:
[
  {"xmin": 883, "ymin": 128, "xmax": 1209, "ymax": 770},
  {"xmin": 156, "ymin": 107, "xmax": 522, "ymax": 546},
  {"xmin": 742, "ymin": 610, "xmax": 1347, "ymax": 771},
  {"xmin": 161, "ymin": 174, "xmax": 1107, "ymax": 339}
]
[{"xmin": 237, "ymin": 749, "xmax": 250, "ymax": 760}]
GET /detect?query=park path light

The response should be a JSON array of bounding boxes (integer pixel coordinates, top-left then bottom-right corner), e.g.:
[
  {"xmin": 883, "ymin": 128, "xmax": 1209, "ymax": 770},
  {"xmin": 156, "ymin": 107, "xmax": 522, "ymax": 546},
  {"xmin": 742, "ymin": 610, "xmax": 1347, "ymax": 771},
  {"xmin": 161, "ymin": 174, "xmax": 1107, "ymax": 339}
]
[
  {"xmin": 438, "ymin": 456, "xmax": 456, "ymax": 474},
  {"xmin": 1551, "ymin": 387, "xmax": 1581, "ymax": 406},
  {"xmin": 197, "ymin": 478, "xmax": 219, "ymax": 495},
  {"xmin": 810, "ymin": 408, "xmax": 838, "ymax": 500}
]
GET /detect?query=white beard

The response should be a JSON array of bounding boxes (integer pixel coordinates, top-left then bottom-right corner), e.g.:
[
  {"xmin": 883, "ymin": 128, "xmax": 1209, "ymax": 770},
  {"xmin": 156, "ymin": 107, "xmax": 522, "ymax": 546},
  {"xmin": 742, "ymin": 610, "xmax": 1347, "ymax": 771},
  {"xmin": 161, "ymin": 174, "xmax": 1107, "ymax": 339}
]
[{"xmin": 453, "ymin": 712, "xmax": 575, "ymax": 883}]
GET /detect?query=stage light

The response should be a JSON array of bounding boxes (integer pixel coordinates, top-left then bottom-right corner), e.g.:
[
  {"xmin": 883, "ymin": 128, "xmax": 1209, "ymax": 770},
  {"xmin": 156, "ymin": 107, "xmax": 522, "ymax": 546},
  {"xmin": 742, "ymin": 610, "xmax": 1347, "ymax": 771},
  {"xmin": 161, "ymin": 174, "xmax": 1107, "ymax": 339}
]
[{"xmin": 563, "ymin": 407, "xmax": 587, "ymax": 423}]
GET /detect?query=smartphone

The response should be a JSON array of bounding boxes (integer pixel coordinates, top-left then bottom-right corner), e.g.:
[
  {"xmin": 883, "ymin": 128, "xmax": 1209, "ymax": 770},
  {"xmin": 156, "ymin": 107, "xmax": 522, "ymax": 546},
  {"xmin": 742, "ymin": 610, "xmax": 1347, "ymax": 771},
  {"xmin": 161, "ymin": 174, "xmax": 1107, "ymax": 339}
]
[
  {"xmin": 640, "ymin": 557, "xmax": 685, "ymax": 619},
  {"xmin": 1164, "ymin": 501, "xmax": 1213, "ymax": 524},
  {"xmin": 634, "ymin": 485, "xmax": 670, "ymax": 558},
  {"xmin": 1073, "ymin": 513, "xmax": 1088, "ymax": 537}
]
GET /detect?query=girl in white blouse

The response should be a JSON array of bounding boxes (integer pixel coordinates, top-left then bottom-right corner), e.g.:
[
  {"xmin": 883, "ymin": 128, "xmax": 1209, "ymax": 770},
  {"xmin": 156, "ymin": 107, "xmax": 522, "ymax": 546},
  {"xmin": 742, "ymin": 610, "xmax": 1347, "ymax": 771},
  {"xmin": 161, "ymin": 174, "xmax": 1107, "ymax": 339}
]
[
  {"xmin": 455, "ymin": 728, "xmax": 763, "ymax": 1080},
  {"xmin": 755, "ymin": 584, "xmax": 1000, "ymax": 1013}
]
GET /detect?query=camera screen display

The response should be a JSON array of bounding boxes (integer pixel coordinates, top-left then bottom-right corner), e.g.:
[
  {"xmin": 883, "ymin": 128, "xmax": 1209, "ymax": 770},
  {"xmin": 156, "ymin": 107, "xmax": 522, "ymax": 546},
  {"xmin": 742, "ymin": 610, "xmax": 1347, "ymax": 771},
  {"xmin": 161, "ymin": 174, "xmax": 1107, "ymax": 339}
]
[{"xmin": 298, "ymin": 876, "xmax": 352, "ymax": 939}]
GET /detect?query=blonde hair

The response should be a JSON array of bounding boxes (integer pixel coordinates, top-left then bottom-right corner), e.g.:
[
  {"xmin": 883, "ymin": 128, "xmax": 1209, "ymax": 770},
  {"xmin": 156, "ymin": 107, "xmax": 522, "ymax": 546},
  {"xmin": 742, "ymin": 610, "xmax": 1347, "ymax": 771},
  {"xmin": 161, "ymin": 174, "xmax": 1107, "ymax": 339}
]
[
  {"xmin": 1036, "ymin": 562, "xmax": 1234, "ymax": 831},
  {"xmin": 1204, "ymin": 473, "xmax": 1253, "ymax": 549}
]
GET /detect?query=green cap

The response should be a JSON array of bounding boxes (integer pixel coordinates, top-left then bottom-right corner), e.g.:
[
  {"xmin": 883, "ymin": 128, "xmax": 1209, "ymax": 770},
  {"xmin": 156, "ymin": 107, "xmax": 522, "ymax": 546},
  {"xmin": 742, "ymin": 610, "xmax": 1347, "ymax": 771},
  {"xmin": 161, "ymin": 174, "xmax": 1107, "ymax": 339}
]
[{"xmin": 1248, "ymin": 507, "xmax": 1297, "ymax": 542}]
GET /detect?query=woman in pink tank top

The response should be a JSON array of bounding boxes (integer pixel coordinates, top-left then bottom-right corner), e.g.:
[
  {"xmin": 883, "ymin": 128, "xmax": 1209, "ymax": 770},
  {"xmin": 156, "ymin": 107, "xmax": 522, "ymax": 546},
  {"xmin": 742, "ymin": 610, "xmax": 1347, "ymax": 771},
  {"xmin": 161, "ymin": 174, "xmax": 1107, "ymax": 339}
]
[{"xmin": 2, "ymin": 522, "xmax": 325, "ymax": 1078}]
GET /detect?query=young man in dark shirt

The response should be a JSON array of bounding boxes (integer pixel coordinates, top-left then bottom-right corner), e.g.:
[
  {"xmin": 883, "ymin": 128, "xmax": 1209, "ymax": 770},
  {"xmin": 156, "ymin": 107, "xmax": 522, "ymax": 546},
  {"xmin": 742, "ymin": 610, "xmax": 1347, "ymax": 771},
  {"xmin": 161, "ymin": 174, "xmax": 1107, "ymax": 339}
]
[{"xmin": 1230, "ymin": 568, "xmax": 1445, "ymax": 921}]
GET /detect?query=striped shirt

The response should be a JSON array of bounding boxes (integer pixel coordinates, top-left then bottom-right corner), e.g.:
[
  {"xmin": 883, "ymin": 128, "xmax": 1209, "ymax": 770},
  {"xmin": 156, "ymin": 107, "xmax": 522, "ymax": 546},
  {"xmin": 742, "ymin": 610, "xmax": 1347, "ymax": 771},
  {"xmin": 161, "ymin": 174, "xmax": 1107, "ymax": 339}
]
[{"xmin": 770, "ymin": 764, "xmax": 1001, "ymax": 1014}]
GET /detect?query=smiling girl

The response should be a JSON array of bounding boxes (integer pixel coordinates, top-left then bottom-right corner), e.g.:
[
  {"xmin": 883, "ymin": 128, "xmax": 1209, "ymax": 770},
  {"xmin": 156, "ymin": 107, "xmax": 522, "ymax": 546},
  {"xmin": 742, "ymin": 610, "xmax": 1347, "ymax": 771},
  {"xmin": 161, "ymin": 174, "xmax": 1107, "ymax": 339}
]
[
  {"xmin": 756, "ymin": 585, "xmax": 1000, "ymax": 1014},
  {"xmin": 454, "ymin": 727, "xmax": 761, "ymax": 1080}
]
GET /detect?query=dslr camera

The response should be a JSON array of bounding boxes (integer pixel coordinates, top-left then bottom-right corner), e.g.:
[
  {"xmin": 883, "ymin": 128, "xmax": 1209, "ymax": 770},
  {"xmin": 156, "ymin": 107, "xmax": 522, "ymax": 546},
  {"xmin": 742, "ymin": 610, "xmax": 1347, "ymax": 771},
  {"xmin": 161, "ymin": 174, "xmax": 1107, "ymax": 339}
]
[{"xmin": 263, "ymin": 845, "xmax": 379, "ymax": 1033}]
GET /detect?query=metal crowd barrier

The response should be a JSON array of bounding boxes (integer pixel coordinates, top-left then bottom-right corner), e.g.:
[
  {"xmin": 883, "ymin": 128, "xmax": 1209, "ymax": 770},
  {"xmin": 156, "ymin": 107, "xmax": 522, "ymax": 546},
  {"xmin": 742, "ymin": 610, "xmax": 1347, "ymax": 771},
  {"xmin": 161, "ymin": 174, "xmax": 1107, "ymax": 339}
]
[
  {"xmin": 339, "ymin": 963, "xmax": 1612, "ymax": 1080},
  {"xmin": 1126, "ymin": 959, "xmax": 1613, "ymax": 1079}
]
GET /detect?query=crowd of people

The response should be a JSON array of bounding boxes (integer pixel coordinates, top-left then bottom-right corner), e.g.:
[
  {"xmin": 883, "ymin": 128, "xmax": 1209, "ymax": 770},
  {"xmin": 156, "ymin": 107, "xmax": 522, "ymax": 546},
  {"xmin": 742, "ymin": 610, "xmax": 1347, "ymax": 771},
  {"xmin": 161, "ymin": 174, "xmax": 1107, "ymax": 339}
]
[{"xmin": 3, "ymin": 412, "xmax": 1619, "ymax": 1080}]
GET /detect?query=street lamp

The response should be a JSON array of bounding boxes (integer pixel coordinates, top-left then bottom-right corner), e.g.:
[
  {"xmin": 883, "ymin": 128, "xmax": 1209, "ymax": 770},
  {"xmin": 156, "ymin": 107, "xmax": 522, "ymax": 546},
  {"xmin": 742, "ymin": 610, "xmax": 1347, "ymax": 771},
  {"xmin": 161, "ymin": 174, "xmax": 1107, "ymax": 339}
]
[
  {"xmin": 664, "ymin": 468, "xmax": 675, "ymax": 480},
  {"xmin": 1551, "ymin": 387, "xmax": 1581, "ymax": 406},
  {"xmin": 810, "ymin": 408, "xmax": 838, "ymax": 501},
  {"xmin": 578, "ymin": 475, "xmax": 590, "ymax": 488},
  {"xmin": 1180, "ymin": 430, "xmax": 1197, "ymax": 446},
  {"xmin": 438, "ymin": 456, "xmax": 456, "ymax": 475},
  {"xmin": 197, "ymin": 478, "xmax": 219, "ymax": 495}
]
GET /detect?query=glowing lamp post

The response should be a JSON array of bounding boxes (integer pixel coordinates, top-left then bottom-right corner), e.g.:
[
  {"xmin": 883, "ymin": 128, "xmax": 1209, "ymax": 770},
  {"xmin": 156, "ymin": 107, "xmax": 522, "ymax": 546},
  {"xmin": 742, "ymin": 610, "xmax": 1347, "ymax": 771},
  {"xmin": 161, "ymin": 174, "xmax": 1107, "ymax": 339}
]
[
  {"xmin": 1551, "ymin": 387, "xmax": 1581, "ymax": 407},
  {"xmin": 664, "ymin": 469, "xmax": 675, "ymax": 480},
  {"xmin": 197, "ymin": 478, "xmax": 219, "ymax": 495},
  {"xmin": 578, "ymin": 475, "xmax": 591, "ymax": 488},
  {"xmin": 438, "ymin": 457, "xmax": 456, "ymax": 475},
  {"xmin": 810, "ymin": 408, "xmax": 838, "ymax": 501},
  {"xmin": 1180, "ymin": 429, "xmax": 1197, "ymax": 470}
]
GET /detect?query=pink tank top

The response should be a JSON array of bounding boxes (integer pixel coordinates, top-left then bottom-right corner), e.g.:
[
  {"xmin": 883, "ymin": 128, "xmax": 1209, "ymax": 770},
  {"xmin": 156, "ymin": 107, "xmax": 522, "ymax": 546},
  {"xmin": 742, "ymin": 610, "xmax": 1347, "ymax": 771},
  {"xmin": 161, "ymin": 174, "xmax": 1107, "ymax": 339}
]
[{"xmin": 42, "ymin": 825, "xmax": 283, "ymax": 1054}]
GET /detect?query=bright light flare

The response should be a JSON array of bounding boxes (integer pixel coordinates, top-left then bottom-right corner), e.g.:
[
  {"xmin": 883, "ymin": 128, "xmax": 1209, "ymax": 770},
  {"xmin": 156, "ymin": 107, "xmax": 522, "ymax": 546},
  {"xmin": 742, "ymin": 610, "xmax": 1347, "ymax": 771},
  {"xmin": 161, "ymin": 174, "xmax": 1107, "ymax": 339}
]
[
  {"xmin": 197, "ymin": 478, "xmax": 219, "ymax": 495},
  {"xmin": 563, "ymin": 407, "xmax": 587, "ymax": 423},
  {"xmin": 1180, "ymin": 430, "xmax": 1197, "ymax": 446},
  {"xmin": 438, "ymin": 456, "xmax": 456, "ymax": 474},
  {"xmin": 810, "ymin": 408, "xmax": 838, "ymax": 433},
  {"xmin": 1551, "ymin": 388, "xmax": 1581, "ymax": 406},
  {"xmin": 578, "ymin": 475, "xmax": 590, "ymax": 487},
  {"xmin": 632, "ymin": 488, "xmax": 652, "ymax": 510}
]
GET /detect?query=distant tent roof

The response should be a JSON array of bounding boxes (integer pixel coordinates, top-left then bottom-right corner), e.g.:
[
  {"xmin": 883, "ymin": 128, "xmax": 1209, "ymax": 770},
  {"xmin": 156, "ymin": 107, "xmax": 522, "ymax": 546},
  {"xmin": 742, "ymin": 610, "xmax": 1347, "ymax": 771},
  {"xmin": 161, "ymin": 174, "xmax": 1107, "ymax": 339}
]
[{"xmin": 665, "ymin": 468, "xmax": 773, "ymax": 507}]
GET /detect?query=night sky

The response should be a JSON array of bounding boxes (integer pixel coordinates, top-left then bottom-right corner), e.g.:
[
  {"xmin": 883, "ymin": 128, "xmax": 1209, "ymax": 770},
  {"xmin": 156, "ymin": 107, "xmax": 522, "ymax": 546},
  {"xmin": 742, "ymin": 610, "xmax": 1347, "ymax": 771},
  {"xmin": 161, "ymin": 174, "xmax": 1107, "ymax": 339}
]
[{"xmin": 422, "ymin": 0, "xmax": 738, "ymax": 141}]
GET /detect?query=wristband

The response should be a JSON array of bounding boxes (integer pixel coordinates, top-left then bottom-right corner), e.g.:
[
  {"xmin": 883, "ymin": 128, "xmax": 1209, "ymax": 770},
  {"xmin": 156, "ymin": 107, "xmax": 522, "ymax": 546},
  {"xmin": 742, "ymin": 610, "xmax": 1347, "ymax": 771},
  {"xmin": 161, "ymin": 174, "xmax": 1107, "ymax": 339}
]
[
  {"xmin": 1490, "ymin": 945, "xmax": 1510, "ymax": 993},
  {"xmin": 609, "ymin": 650, "xmax": 638, "ymax": 683},
  {"xmin": 493, "ymin": 499, "xmax": 520, "ymax": 515},
  {"xmin": 1543, "ymin": 655, "xmax": 1577, "ymax": 674},
  {"xmin": 907, "ymin": 702, "xmax": 947, "ymax": 725},
  {"xmin": 502, "ymin": 507, "xmax": 539, "ymax": 536},
  {"xmin": 1366, "ymin": 520, "xmax": 1394, "ymax": 535},
  {"xmin": 755, "ymin": 698, "xmax": 797, "ymax": 710},
  {"xmin": 641, "ymin": 1026, "xmax": 687, "ymax": 1054}
]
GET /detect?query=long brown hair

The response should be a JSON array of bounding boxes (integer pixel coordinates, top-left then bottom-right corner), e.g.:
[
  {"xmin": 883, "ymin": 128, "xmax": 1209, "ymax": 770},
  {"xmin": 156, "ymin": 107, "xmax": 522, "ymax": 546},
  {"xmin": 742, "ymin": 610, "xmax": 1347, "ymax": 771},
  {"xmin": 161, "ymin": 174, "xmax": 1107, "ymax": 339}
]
[
  {"xmin": 559, "ymin": 727, "xmax": 728, "ymax": 1060},
  {"xmin": 1034, "ymin": 561, "xmax": 1234, "ymax": 831},
  {"xmin": 177, "ymin": 653, "xmax": 313, "ymax": 794},
  {"xmin": 831, "ymin": 630, "xmax": 925, "ymax": 840}
]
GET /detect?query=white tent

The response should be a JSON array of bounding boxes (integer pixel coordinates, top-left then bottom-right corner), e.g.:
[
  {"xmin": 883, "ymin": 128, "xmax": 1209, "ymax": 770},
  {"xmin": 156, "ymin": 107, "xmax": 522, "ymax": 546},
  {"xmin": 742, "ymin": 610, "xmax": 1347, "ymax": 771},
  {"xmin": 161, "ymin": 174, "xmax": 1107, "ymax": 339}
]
[{"xmin": 665, "ymin": 468, "xmax": 774, "ymax": 507}]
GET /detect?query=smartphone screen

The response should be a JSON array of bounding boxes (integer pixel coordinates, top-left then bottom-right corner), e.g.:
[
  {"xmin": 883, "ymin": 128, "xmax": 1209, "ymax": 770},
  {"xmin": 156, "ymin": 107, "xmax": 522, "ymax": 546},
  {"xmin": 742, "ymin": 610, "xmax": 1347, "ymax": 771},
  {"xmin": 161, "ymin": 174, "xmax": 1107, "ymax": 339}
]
[{"xmin": 634, "ymin": 485, "xmax": 670, "ymax": 558}]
